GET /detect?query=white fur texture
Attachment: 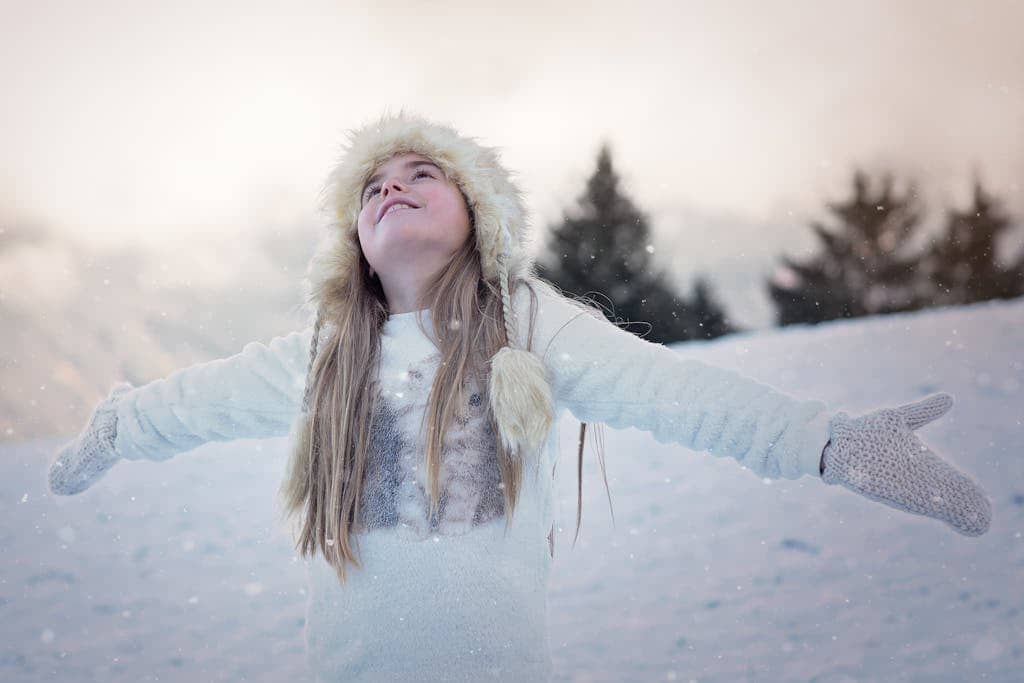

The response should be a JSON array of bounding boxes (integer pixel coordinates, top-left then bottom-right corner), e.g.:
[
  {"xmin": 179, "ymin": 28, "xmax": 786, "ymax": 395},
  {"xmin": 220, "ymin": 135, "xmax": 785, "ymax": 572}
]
[{"xmin": 487, "ymin": 345, "xmax": 554, "ymax": 461}]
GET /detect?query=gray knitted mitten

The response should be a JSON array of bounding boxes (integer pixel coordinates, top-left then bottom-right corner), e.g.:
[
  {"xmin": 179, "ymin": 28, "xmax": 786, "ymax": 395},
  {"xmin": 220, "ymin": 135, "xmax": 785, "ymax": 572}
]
[
  {"xmin": 821, "ymin": 393, "xmax": 991, "ymax": 537},
  {"xmin": 48, "ymin": 382, "xmax": 135, "ymax": 496}
]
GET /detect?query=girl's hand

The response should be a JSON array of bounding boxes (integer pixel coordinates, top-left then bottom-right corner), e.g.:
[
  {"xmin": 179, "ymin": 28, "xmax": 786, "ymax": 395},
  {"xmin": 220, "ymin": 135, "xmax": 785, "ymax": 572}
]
[
  {"xmin": 48, "ymin": 382, "xmax": 135, "ymax": 496},
  {"xmin": 820, "ymin": 393, "xmax": 992, "ymax": 537}
]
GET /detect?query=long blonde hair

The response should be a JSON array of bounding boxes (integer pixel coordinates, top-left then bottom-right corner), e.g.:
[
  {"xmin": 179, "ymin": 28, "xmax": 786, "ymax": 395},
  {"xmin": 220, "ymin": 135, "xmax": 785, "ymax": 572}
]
[{"xmin": 277, "ymin": 221, "xmax": 612, "ymax": 586}]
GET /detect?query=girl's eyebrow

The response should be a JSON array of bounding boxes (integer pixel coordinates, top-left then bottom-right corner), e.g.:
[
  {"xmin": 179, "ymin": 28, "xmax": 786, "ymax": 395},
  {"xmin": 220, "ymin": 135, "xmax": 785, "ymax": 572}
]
[{"xmin": 363, "ymin": 159, "xmax": 441, "ymax": 192}]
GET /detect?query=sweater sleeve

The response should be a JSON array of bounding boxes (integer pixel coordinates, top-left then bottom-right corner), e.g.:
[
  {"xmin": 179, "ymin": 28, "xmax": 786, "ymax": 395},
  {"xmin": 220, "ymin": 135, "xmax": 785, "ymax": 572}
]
[
  {"xmin": 112, "ymin": 326, "xmax": 315, "ymax": 461},
  {"xmin": 516, "ymin": 281, "xmax": 832, "ymax": 480}
]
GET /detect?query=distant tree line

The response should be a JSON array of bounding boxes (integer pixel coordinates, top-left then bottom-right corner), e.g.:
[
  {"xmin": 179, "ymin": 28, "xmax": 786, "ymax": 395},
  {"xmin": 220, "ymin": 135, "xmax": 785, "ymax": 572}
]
[
  {"xmin": 767, "ymin": 170, "xmax": 1024, "ymax": 326},
  {"xmin": 537, "ymin": 144, "xmax": 1024, "ymax": 343}
]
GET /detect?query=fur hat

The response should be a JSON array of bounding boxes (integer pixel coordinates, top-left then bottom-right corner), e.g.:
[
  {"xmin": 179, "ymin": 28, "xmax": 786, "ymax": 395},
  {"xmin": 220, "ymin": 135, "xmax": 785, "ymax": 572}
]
[{"xmin": 294, "ymin": 110, "xmax": 554, "ymax": 463}]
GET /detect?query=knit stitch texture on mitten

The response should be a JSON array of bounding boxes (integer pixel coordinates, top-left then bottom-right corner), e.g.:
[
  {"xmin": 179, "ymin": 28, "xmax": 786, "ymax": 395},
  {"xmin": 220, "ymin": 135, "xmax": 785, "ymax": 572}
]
[
  {"xmin": 48, "ymin": 382, "xmax": 135, "ymax": 496},
  {"xmin": 820, "ymin": 393, "xmax": 991, "ymax": 537}
]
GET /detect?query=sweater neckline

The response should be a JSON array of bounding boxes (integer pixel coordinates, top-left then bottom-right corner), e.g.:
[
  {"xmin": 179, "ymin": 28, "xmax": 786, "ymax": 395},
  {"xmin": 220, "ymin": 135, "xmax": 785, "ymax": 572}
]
[
  {"xmin": 383, "ymin": 307, "xmax": 432, "ymax": 337},
  {"xmin": 388, "ymin": 307, "xmax": 429, "ymax": 319}
]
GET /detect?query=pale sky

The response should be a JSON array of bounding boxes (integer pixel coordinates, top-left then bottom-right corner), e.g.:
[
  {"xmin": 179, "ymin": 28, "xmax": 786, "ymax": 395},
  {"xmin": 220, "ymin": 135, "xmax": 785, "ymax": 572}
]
[{"xmin": 3, "ymin": 0, "xmax": 1022, "ymax": 326}]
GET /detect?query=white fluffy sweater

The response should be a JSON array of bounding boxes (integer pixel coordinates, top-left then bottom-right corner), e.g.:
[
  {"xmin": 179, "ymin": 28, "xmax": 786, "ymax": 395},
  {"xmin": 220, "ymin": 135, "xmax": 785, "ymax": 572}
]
[{"xmin": 111, "ymin": 281, "xmax": 833, "ymax": 681}]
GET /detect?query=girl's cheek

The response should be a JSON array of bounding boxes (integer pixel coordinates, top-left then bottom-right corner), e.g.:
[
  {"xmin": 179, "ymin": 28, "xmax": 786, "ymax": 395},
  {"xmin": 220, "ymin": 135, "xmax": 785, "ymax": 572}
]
[{"xmin": 358, "ymin": 210, "xmax": 373, "ymax": 230}]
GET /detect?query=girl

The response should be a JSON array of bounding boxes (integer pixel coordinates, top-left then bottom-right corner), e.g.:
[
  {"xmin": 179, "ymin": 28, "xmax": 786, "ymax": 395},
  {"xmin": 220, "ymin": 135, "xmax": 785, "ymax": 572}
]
[{"xmin": 48, "ymin": 110, "xmax": 992, "ymax": 682}]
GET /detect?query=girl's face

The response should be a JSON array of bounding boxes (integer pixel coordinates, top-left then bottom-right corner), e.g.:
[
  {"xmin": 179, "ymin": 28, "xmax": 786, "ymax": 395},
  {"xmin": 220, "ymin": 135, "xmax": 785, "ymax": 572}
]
[{"xmin": 357, "ymin": 152, "xmax": 471, "ymax": 284}]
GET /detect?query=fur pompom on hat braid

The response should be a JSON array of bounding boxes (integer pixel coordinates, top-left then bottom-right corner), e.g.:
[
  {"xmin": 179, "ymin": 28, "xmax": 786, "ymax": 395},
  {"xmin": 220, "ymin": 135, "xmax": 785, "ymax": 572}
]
[{"xmin": 296, "ymin": 109, "xmax": 554, "ymax": 462}]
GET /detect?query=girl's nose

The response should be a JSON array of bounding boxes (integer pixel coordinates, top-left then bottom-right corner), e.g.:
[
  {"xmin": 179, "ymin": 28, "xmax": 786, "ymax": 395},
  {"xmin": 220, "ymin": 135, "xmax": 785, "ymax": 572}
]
[{"xmin": 381, "ymin": 177, "xmax": 407, "ymax": 197}]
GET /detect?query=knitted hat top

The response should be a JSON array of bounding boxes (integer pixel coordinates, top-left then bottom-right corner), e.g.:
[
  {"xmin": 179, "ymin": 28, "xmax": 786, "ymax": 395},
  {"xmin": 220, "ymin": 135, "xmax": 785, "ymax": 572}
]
[{"xmin": 295, "ymin": 110, "xmax": 554, "ymax": 462}]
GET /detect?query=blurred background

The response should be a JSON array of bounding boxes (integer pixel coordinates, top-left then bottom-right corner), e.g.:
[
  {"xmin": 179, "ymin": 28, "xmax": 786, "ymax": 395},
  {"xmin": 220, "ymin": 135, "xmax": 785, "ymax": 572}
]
[{"xmin": 2, "ymin": 0, "xmax": 1022, "ymax": 441}]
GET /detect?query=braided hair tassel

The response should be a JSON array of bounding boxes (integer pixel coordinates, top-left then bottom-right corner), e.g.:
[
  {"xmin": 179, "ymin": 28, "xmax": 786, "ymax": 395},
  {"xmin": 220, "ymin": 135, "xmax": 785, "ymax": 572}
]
[{"xmin": 487, "ymin": 249, "xmax": 554, "ymax": 462}]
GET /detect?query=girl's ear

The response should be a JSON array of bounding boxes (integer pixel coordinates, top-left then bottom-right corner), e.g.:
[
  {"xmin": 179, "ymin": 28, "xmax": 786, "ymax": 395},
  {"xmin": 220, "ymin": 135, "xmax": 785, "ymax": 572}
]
[{"xmin": 369, "ymin": 266, "xmax": 376, "ymax": 278}]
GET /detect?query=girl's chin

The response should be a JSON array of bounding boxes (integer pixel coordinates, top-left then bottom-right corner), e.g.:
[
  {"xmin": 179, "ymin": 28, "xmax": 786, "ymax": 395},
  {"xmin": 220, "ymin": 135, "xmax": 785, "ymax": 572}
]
[{"xmin": 374, "ymin": 243, "xmax": 448, "ymax": 266}]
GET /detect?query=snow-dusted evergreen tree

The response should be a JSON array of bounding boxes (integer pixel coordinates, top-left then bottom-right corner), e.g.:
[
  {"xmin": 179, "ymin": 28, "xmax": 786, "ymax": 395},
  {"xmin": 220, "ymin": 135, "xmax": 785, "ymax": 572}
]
[
  {"xmin": 766, "ymin": 169, "xmax": 928, "ymax": 326},
  {"xmin": 681, "ymin": 275, "xmax": 733, "ymax": 339},
  {"xmin": 922, "ymin": 177, "xmax": 1024, "ymax": 306},
  {"xmin": 536, "ymin": 144, "xmax": 735, "ymax": 343}
]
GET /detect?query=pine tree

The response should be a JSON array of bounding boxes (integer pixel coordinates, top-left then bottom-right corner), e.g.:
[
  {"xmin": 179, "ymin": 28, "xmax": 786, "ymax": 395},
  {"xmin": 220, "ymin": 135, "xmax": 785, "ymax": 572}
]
[
  {"xmin": 536, "ymin": 144, "xmax": 735, "ymax": 343},
  {"xmin": 922, "ymin": 177, "xmax": 1024, "ymax": 306},
  {"xmin": 767, "ymin": 169, "xmax": 927, "ymax": 326},
  {"xmin": 687, "ymin": 276, "xmax": 733, "ymax": 339}
]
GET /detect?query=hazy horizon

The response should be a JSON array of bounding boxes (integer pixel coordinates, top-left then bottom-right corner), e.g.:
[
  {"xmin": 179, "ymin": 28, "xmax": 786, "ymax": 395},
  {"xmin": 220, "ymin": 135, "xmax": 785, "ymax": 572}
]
[{"xmin": 3, "ymin": 0, "xmax": 1023, "ymax": 327}]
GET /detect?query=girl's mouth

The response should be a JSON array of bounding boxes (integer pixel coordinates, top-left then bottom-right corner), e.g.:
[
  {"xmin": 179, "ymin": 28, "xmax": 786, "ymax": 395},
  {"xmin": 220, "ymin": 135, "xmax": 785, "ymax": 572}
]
[{"xmin": 377, "ymin": 202, "xmax": 420, "ymax": 224}]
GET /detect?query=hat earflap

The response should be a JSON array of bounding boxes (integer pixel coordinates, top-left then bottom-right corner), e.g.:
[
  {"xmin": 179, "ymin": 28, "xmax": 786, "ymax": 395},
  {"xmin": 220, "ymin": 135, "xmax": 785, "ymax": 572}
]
[{"xmin": 488, "ymin": 251, "xmax": 554, "ymax": 462}]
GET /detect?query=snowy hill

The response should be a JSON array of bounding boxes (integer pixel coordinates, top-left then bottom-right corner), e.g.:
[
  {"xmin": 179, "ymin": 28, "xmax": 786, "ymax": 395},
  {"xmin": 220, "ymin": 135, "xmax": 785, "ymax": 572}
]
[{"xmin": 3, "ymin": 296, "xmax": 1022, "ymax": 682}]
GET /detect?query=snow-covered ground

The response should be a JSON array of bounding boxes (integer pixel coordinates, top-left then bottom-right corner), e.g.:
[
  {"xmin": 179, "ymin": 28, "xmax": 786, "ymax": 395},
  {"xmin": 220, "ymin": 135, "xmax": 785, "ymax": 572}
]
[{"xmin": 3, "ymin": 297, "xmax": 1022, "ymax": 682}]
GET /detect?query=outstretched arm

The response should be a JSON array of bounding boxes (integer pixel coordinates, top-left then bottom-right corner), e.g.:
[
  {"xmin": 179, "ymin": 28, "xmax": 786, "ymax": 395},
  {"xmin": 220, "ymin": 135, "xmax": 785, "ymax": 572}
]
[
  {"xmin": 515, "ymin": 280, "xmax": 991, "ymax": 536},
  {"xmin": 517, "ymin": 280, "xmax": 831, "ymax": 480},
  {"xmin": 49, "ymin": 326, "xmax": 316, "ymax": 496},
  {"xmin": 113, "ymin": 326, "xmax": 315, "ymax": 461}
]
